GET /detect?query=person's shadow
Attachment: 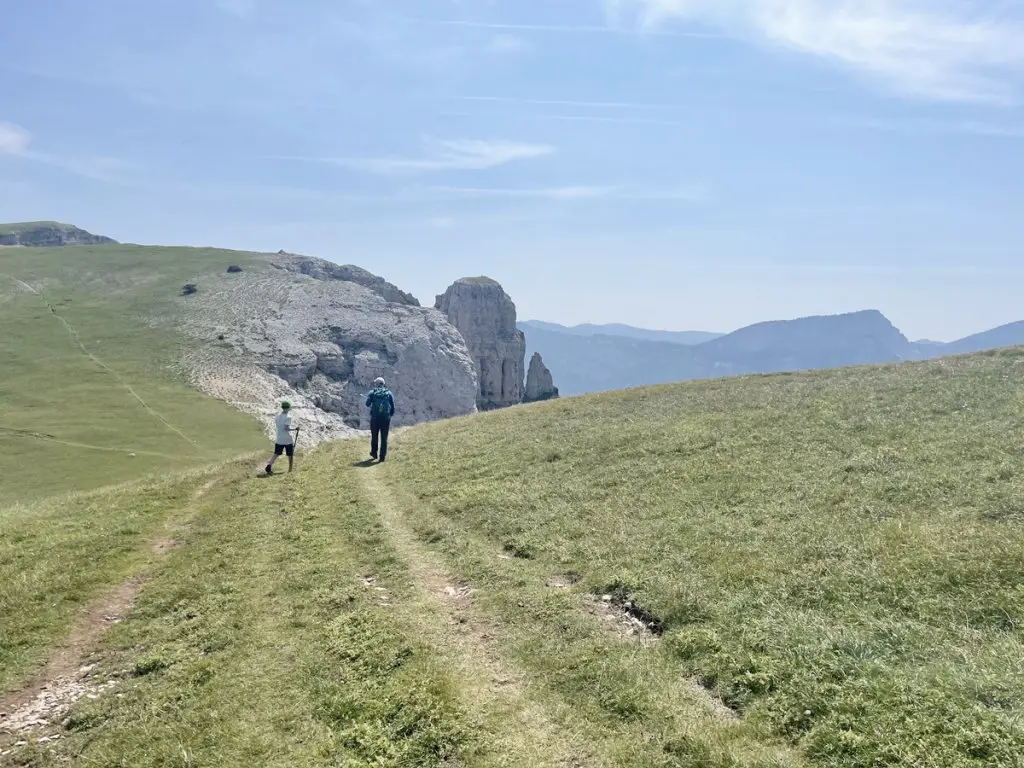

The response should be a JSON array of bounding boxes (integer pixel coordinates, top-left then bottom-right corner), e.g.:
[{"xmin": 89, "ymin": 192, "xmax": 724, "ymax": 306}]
[{"xmin": 351, "ymin": 459, "xmax": 378, "ymax": 468}]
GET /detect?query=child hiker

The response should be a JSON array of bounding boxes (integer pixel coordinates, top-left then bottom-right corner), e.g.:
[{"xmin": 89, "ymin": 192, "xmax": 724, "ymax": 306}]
[{"xmin": 266, "ymin": 401, "xmax": 298, "ymax": 474}]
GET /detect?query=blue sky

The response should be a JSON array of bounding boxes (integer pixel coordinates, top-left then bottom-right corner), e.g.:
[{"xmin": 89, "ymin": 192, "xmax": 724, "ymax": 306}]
[{"xmin": 1, "ymin": 0, "xmax": 1022, "ymax": 340}]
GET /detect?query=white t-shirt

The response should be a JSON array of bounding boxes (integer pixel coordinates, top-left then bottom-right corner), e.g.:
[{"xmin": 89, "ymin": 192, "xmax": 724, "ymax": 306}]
[{"xmin": 275, "ymin": 412, "xmax": 294, "ymax": 445}]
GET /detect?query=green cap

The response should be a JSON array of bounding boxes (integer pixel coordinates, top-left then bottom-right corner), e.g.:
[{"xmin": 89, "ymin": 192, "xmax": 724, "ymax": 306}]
[{"xmin": 281, "ymin": 401, "xmax": 291, "ymax": 410}]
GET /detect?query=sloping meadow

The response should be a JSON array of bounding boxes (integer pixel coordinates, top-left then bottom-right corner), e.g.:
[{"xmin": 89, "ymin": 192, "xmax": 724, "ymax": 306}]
[{"xmin": 386, "ymin": 349, "xmax": 1024, "ymax": 767}]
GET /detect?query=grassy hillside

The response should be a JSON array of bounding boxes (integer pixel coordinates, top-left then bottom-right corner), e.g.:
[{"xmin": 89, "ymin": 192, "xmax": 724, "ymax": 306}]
[
  {"xmin": 4, "ymin": 349, "xmax": 1022, "ymax": 766},
  {"xmin": 0, "ymin": 242, "xmax": 268, "ymax": 501},
  {"xmin": 386, "ymin": 349, "xmax": 1024, "ymax": 767}
]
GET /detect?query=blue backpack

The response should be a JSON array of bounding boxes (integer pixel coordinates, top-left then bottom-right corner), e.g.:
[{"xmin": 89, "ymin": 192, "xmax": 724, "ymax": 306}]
[{"xmin": 370, "ymin": 388, "xmax": 392, "ymax": 418}]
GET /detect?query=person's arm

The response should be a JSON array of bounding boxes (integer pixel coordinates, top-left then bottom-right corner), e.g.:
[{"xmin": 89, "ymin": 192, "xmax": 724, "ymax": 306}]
[
  {"xmin": 388, "ymin": 392, "xmax": 395, "ymax": 416},
  {"xmin": 365, "ymin": 392, "xmax": 373, "ymax": 408}
]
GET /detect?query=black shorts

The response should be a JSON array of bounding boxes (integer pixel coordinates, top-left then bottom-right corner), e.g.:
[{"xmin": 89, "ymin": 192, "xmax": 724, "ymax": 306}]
[{"xmin": 274, "ymin": 443, "xmax": 295, "ymax": 457}]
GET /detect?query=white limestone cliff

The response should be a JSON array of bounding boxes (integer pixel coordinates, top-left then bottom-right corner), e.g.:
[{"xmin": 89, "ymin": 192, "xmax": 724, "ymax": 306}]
[{"xmin": 435, "ymin": 277, "xmax": 527, "ymax": 411}]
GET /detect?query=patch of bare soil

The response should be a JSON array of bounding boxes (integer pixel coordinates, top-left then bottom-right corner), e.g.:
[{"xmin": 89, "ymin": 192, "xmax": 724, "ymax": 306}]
[
  {"xmin": 361, "ymin": 575, "xmax": 393, "ymax": 607},
  {"xmin": 441, "ymin": 582, "xmax": 475, "ymax": 602},
  {"xmin": 150, "ymin": 538, "xmax": 181, "ymax": 555},
  {"xmin": 585, "ymin": 593, "xmax": 662, "ymax": 645},
  {"xmin": 0, "ymin": 578, "xmax": 139, "ymax": 743},
  {"xmin": 545, "ymin": 574, "xmax": 580, "ymax": 590}
]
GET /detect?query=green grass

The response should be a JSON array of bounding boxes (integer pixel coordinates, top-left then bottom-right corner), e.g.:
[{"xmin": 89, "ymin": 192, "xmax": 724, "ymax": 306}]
[
  {"xmin": 7, "ymin": 455, "xmax": 566, "ymax": 767},
  {"xmin": 5, "ymin": 292, "xmax": 1024, "ymax": 766},
  {"xmin": 0, "ymin": 243, "xmax": 269, "ymax": 501},
  {"xmin": 16, "ymin": 462, "xmax": 476, "ymax": 768},
  {"xmin": 380, "ymin": 349, "xmax": 1024, "ymax": 767},
  {"xmin": 0, "ymin": 468, "xmax": 230, "ymax": 695}
]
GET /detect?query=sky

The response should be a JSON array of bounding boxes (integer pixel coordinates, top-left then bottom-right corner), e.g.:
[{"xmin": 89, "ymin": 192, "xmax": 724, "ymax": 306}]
[{"xmin": 1, "ymin": 0, "xmax": 1023, "ymax": 341}]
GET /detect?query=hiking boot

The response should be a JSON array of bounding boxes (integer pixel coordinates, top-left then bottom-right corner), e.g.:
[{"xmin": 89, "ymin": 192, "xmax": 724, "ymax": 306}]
[
  {"xmin": 370, "ymin": 453, "xmax": 377, "ymax": 461},
  {"xmin": 265, "ymin": 465, "xmax": 273, "ymax": 475}
]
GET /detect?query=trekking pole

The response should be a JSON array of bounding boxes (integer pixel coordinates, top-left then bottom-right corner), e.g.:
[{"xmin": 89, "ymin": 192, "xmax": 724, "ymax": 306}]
[{"xmin": 294, "ymin": 428, "xmax": 300, "ymax": 471}]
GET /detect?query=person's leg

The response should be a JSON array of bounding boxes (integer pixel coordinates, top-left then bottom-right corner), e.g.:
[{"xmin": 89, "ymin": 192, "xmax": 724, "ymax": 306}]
[
  {"xmin": 370, "ymin": 417, "xmax": 380, "ymax": 459},
  {"xmin": 287, "ymin": 444, "xmax": 294, "ymax": 472},
  {"xmin": 267, "ymin": 444, "xmax": 283, "ymax": 473},
  {"xmin": 379, "ymin": 418, "xmax": 391, "ymax": 461}
]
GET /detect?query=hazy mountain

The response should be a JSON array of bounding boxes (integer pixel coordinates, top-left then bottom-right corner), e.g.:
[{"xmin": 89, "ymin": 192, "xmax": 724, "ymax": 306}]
[
  {"xmin": 699, "ymin": 310, "xmax": 916, "ymax": 373},
  {"xmin": 943, "ymin": 321, "xmax": 1024, "ymax": 356},
  {"xmin": 523, "ymin": 310, "xmax": 1024, "ymax": 396},
  {"xmin": 519, "ymin": 320, "xmax": 722, "ymax": 346},
  {"xmin": 521, "ymin": 328, "xmax": 710, "ymax": 396}
]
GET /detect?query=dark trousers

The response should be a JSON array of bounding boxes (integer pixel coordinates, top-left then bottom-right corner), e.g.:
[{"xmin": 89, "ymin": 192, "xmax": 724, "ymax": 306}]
[{"xmin": 370, "ymin": 415, "xmax": 391, "ymax": 460}]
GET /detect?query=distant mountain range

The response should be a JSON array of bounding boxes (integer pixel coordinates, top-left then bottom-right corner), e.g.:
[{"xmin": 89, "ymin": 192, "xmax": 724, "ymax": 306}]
[
  {"xmin": 519, "ymin": 321, "xmax": 723, "ymax": 346},
  {"xmin": 520, "ymin": 311, "xmax": 1024, "ymax": 396}
]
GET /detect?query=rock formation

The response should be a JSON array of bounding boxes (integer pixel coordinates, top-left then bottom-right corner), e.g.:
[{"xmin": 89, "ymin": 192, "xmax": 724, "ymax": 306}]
[
  {"xmin": 0, "ymin": 222, "xmax": 117, "ymax": 247},
  {"xmin": 523, "ymin": 352, "xmax": 559, "ymax": 402},
  {"xmin": 436, "ymin": 277, "xmax": 527, "ymax": 410},
  {"xmin": 276, "ymin": 256, "xmax": 419, "ymax": 307},
  {"xmin": 181, "ymin": 254, "xmax": 478, "ymax": 444}
]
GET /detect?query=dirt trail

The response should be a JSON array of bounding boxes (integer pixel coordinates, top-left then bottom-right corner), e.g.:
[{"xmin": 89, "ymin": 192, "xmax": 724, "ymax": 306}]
[
  {"xmin": 0, "ymin": 579, "xmax": 139, "ymax": 739},
  {"xmin": 355, "ymin": 466, "xmax": 590, "ymax": 768},
  {"xmin": 0, "ymin": 475, "xmax": 221, "ymax": 747},
  {"xmin": 0, "ymin": 273, "xmax": 200, "ymax": 451}
]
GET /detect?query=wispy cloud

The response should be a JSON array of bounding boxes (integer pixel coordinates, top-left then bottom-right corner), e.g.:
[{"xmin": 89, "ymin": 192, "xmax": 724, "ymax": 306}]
[
  {"xmin": 401, "ymin": 16, "xmax": 723, "ymax": 37},
  {"xmin": 832, "ymin": 115, "xmax": 1024, "ymax": 139},
  {"xmin": 0, "ymin": 122, "xmax": 32, "ymax": 155},
  {"xmin": 283, "ymin": 139, "xmax": 555, "ymax": 175},
  {"xmin": 450, "ymin": 94, "xmax": 690, "ymax": 110},
  {"xmin": 0, "ymin": 120, "xmax": 131, "ymax": 182},
  {"xmin": 443, "ymin": 110, "xmax": 695, "ymax": 128},
  {"xmin": 429, "ymin": 184, "xmax": 705, "ymax": 201},
  {"xmin": 609, "ymin": 0, "xmax": 1024, "ymax": 103},
  {"xmin": 431, "ymin": 185, "xmax": 616, "ymax": 200}
]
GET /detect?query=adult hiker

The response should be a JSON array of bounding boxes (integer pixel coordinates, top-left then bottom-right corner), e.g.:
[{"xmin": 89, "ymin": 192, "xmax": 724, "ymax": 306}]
[
  {"xmin": 265, "ymin": 401, "xmax": 299, "ymax": 475},
  {"xmin": 366, "ymin": 377, "xmax": 395, "ymax": 462}
]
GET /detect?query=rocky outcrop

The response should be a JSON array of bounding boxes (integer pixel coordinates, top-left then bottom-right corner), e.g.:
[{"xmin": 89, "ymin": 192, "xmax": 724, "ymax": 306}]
[
  {"xmin": 436, "ymin": 277, "xmax": 526, "ymax": 411},
  {"xmin": 274, "ymin": 255, "xmax": 419, "ymax": 306},
  {"xmin": 0, "ymin": 222, "xmax": 117, "ymax": 247},
  {"xmin": 523, "ymin": 353, "xmax": 559, "ymax": 402},
  {"xmin": 181, "ymin": 255, "xmax": 478, "ymax": 444}
]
